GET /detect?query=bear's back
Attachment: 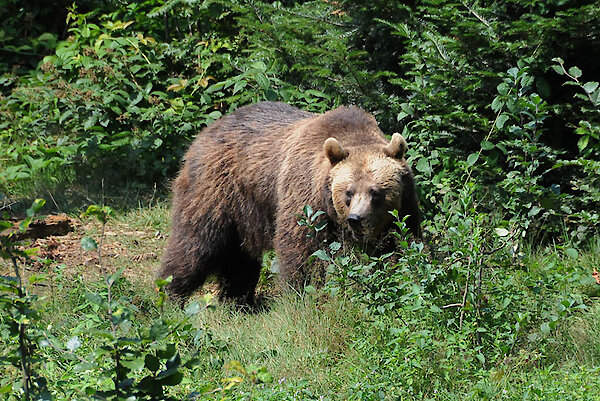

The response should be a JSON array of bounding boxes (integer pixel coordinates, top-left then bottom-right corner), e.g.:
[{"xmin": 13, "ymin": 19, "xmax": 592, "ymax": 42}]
[{"xmin": 205, "ymin": 102, "xmax": 314, "ymax": 143}]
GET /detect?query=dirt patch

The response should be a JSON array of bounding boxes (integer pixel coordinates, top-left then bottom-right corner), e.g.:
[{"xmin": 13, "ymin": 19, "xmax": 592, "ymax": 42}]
[
  {"xmin": 2, "ymin": 214, "xmax": 74, "ymax": 240},
  {"xmin": 2, "ymin": 215, "xmax": 164, "ymax": 283}
]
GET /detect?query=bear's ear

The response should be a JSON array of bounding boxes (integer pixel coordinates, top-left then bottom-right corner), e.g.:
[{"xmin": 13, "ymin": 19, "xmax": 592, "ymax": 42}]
[
  {"xmin": 384, "ymin": 133, "xmax": 407, "ymax": 159},
  {"xmin": 323, "ymin": 137, "xmax": 348, "ymax": 164}
]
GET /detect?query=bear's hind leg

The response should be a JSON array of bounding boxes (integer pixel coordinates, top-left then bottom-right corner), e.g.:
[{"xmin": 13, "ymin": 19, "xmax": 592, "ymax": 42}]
[
  {"xmin": 160, "ymin": 220, "xmax": 235, "ymax": 303},
  {"xmin": 217, "ymin": 247, "xmax": 261, "ymax": 307},
  {"xmin": 159, "ymin": 232, "xmax": 210, "ymax": 302}
]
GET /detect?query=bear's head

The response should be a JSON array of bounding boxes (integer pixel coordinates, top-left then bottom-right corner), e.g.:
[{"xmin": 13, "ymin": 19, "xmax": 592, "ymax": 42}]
[{"xmin": 324, "ymin": 133, "xmax": 415, "ymax": 244}]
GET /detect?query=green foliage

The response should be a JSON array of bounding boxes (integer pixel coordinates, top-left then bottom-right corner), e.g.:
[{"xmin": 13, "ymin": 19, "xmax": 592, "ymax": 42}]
[
  {"xmin": 0, "ymin": 199, "xmax": 51, "ymax": 400},
  {"xmin": 297, "ymin": 205, "xmax": 327, "ymax": 238},
  {"xmin": 480, "ymin": 61, "xmax": 563, "ymax": 240},
  {"xmin": 551, "ymin": 57, "xmax": 600, "ymax": 243},
  {"xmin": 314, "ymin": 204, "xmax": 596, "ymax": 399},
  {"xmin": 0, "ymin": 0, "xmax": 68, "ymax": 75},
  {"xmin": 0, "ymin": 1, "xmax": 337, "ymax": 191}
]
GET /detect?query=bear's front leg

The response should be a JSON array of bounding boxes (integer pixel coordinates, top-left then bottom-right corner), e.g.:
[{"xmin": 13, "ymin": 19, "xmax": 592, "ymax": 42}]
[{"xmin": 274, "ymin": 213, "xmax": 325, "ymax": 290}]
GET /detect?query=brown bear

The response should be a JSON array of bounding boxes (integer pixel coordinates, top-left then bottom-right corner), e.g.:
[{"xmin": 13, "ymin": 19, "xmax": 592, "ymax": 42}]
[{"xmin": 159, "ymin": 101, "xmax": 420, "ymax": 306}]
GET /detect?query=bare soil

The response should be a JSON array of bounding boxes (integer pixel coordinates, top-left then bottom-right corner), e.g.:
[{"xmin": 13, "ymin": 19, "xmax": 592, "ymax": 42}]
[{"xmin": 2, "ymin": 215, "xmax": 164, "ymax": 283}]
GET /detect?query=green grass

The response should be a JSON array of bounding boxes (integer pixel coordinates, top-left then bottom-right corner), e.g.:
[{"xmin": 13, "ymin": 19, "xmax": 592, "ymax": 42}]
[{"xmin": 1, "ymin": 200, "xmax": 600, "ymax": 400}]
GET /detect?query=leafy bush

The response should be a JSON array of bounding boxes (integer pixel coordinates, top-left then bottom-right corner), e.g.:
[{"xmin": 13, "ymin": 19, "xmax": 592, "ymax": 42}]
[
  {"xmin": 0, "ymin": 199, "xmax": 51, "ymax": 399},
  {"xmin": 311, "ymin": 205, "xmax": 595, "ymax": 398},
  {"xmin": 0, "ymin": 1, "xmax": 336, "ymax": 191}
]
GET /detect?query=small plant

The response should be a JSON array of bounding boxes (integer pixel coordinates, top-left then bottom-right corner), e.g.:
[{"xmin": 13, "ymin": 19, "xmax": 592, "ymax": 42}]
[
  {"xmin": 0, "ymin": 199, "xmax": 51, "ymax": 400},
  {"xmin": 297, "ymin": 205, "xmax": 327, "ymax": 238}
]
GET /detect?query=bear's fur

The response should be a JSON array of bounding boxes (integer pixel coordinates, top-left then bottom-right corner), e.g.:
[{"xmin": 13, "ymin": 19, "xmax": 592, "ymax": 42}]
[{"xmin": 159, "ymin": 101, "xmax": 421, "ymax": 305}]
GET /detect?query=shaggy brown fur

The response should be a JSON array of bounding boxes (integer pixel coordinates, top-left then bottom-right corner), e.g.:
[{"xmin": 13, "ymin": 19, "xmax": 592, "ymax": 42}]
[{"xmin": 159, "ymin": 101, "xmax": 421, "ymax": 305}]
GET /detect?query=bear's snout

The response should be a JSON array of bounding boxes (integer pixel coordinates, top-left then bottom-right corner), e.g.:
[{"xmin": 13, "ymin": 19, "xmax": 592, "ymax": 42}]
[
  {"xmin": 347, "ymin": 213, "xmax": 368, "ymax": 241},
  {"xmin": 347, "ymin": 213, "xmax": 363, "ymax": 230}
]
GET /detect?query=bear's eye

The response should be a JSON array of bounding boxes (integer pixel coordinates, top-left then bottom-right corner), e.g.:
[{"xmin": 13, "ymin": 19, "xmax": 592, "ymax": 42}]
[
  {"xmin": 370, "ymin": 188, "xmax": 385, "ymax": 205},
  {"xmin": 345, "ymin": 190, "xmax": 353, "ymax": 206}
]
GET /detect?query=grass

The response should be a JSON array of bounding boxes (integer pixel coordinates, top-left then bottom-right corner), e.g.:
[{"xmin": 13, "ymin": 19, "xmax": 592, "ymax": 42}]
[{"xmin": 1, "ymin": 198, "xmax": 600, "ymax": 400}]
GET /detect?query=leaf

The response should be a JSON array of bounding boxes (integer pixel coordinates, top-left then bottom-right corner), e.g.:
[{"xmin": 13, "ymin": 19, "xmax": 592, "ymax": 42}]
[
  {"xmin": 568, "ymin": 66, "xmax": 582, "ymax": 79},
  {"xmin": 233, "ymin": 80, "xmax": 246, "ymax": 94},
  {"xmin": 311, "ymin": 249, "xmax": 331, "ymax": 262},
  {"xmin": 130, "ymin": 91, "xmax": 144, "ymax": 107},
  {"xmin": 145, "ymin": 354, "xmax": 160, "ymax": 372},
  {"xmin": 81, "ymin": 236, "xmax": 98, "ymax": 251},
  {"xmin": 415, "ymin": 158, "xmax": 431, "ymax": 174},
  {"xmin": 66, "ymin": 336, "xmax": 82, "ymax": 352},
  {"xmin": 157, "ymin": 343, "xmax": 177, "ymax": 360},
  {"xmin": 150, "ymin": 320, "xmax": 169, "ymax": 341},
  {"xmin": 578, "ymin": 136, "xmax": 589, "ymax": 152},
  {"xmin": 528, "ymin": 206, "xmax": 542, "ymax": 217},
  {"xmin": 481, "ymin": 140, "xmax": 494, "ymax": 150},
  {"xmin": 185, "ymin": 301, "xmax": 201, "ymax": 316},
  {"xmin": 496, "ymin": 113, "xmax": 510, "ymax": 129},
  {"xmin": 583, "ymin": 81, "xmax": 599, "ymax": 94},
  {"xmin": 491, "ymin": 97, "xmax": 504, "ymax": 112},
  {"xmin": 84, "ymin": 292, "xmax": 105, "ymax": 307},
  {"xmin": 166, "ymin": 353, "xmax": 182, "ymax": 370},
  {"xmin": 314, "ymin": 219, "xmax": 328, "ymax": 232},
  {"xmin": 83, "ymin": 114, "xmax": 98, "ymax": 130},
  {"xmin": 590, "ymin": 88, "xmax": 600, "ymax": 105},
  {"xmin": 540, "ymin": 322, "xmax": 550, "ymax": 335},
  {"xmin": 304, "ymin": 285, "xmax": 316, "ymax": 294},
  {"xmin": 429, "ymin": 304, "xmax": 442, "ymax": 313},
  {"xmin": 84, "ymin": 204, "xmax": 113, "ymax": 223},
  {"xmin": 497, "ymin": 83, "xmax": 510, "ymax": 95},
  {"xmin": 397, "ymin": 111, "xmax": 409, "ymax": 121},
  {"xmin": 59, "ymin": 109, "xmax": 74, "ymax": 124},
  {"xmin": 564, "ymin": 248, "xmax": 578, "ymax": 259},
  {"xmin": 36, "ymin": 390, "xmax": 52, "ymax": 401},
  {"xmin": 107, "ymin": 267, "xmax": 125, "ymax": 286},
  {"xmin": 27, "ymin": 199, "xmax": 46, "ymax": 217},
  {"xmin": 495, "ymin": 227, "xmax": 510, "ymax": 237},
  {"xmin": 250, "ymin": 61, "xmax": 267, "ymax": 71},
  {"xmin": 155, "ymin": 276, "xmax": 172, "ymax": 289},
  {"xmin": 74, "ymin": 362, "xmax": 99, "ymax": 372},
  {"xmin": 158, "ymin": 371, "xmax": 184, "ymax": 386},
  {"xmin": 467, "ymin": 153, "xmax": 479, "ymax": 166},
  {"xmin": 121, "ymin": 357, "xmax": 145, "ymax": 372},
  {"xmin": 0, "ymin": 221, "xmax": 12, "ymax": 232},
  {"xmin": 255, "ymin": 73, "xmax": 269, "ymax": 89},
  {"xmin": 257, "ymin": 371, "xmax": 273, "ymax": 383}
]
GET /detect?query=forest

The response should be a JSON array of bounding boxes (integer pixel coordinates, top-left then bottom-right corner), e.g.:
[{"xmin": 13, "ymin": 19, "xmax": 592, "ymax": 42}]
[{"xmin": 1, "ymin": 0, "xmax": 599, "ymax": 399}]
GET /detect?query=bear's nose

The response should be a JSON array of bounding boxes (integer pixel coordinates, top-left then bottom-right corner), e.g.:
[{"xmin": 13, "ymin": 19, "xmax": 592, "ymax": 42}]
[{"xmin": 347, "ymin": 214, "xmax": 363, "ymax": 230}]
